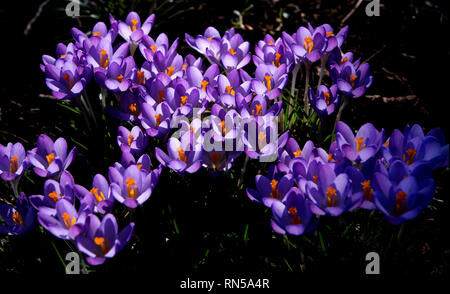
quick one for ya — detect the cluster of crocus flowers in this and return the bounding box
[247,121,448,235]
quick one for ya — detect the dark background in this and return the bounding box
[0,0,449,283]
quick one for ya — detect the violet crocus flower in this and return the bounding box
[76,213,134,265]
[219,31,251,72]
[251,63,288,100]
[308,85,339,116]
[186,64,220,103]
[86,37,129,71]
[0,142,29,181]
[94,56,135,93]
[27,135,77,178]
[310,23,348,53]
[335,122,384,163]
[74,174,115,215]
[118,12,155,48]
[345,157,378,210]
[155,136,202,174]
[117,126,148,156]
[215,69,251,109]
[185,27,222,56]
[38,195,94,240]
[239,95,282,120]
[305,163,352,216]
[107,91,142,123]
[140,101,173,138]
[283,26,327,64]
[270,187,317,236]
[110,164,161,209]
[253,34,294,71]
[247,171,294,208]
[0,193,36,235]
[44,60,92,99]
[373,172,435,225]
[330,61,373,98]
[29,170,76,216]
[201,150,240,172]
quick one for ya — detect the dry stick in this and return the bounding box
[24,0,51,36]
[341,0,364,25]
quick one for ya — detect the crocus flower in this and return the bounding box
[215,69,250,109]
[253,34,294,71]
[270,187,317,236]
[118,12,155,47]
[345,157,378,210]
[308,85,339,116]
[0,193,36,235]
[117,126,148,156]
[305,163,352,216]
[251,63,288,100]
[335,121,384,163]
[110,164,161,209]
[283,26,327,63]
[185,27,222,56]
[94,56,135,93]
[239,95,282,120]
[155,135,202,174]
[373,172,435,225]
[330,61,373,98]
[74,174,115,214]
[309,23,348,52]
[44,60,92,99]
[140,101,173,138]
[76,213,134,265]
[219,31,251,72]
[29,170,76,215]
[0,142,29,181]
[201,150,240,172]
[27,135,77,178]
[37,196,94,240]
[186,64,220,103]
[86,37,129,71]
[247,171,294,207]
[107,91,142,123]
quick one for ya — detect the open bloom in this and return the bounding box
[76,213,134,265]
[330,61,373,98]
[247,170,294,208]
[117,126,148,156]
[270,187,317,236]
[118,12,155,45]
[283,26,327,63]
[37,196,94,240]
[0,142,29,181]
[110,164,161,209]
[29,170,76,215]
[373,172,435,225]
[74,174,115,214]
[94,56,135,93]
[155,136,202,174]
[308,85,339,116]
[335,121,384,163]
[0,193,36,235]
[251,63,288,100]
[27,135,77,178]
[45,60,92,99]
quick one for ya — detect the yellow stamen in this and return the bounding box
[303,37,313,53]
[90,187,105,203]
[395,191,407,215]
[288,207,301,225]
[155,114,162,127]
[126,177,137,199]
[229,48,236,55]
[293,150,302,157]
[324,91,330,106]
[10,156,18,174]
[12,211,24,226]
[63,73,74,89]
[62,212,76,229]
[258,131,267,149]
[201,80,209,92]
[127,134,134,146]
[46,153,55,165]
[129,103,140,116]
[177,147,187,163]
[157,90,165,104]
[403,148,417,166]
[180,95,188,106]
[326,186,338,207]
[165,66,175,77]
[99,49,109,68]
[264,75,272,91]
[137,70,144,85]
[94,237,109,254]
[270,179,279,199]
[131,19,139,32]
[93,32,101,37]
[117,74,124,83]
[355,137,364,153]
[226,85,235,96]
[361,180,373,201]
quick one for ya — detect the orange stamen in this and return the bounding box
[10,156,19,174]
[177,147,187,163]
[131,19,139,32]
[125,177,137,199]
[201,80,209,92]
[94,237,109,254]
[137,70,144,85]
[361,180,373,201]
[90,187,105,203]
[264,75,272,91]
[129,103,140,116]
[288,207,301,225]
[326,186,338,207]
[270,179,279,199]
[165,66,175,77]
[229,48,236,55]
[46,153,55,165]
[403,148,417,166]
[180,95,188,106]
[293,150,302,157]
[62,212,76,229]
[355,137,365,153]
[324,91,330,106]
[99,49,109,68]
[395,191,407,215]
[155,114,162,127]
[303,37,313,53]
[157,90,165,104]
[12,211,24,226]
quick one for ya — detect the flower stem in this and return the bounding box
[317,54,329,90]
[10,178,20,198]
[303,62,311,115]
[332,96,349,141]
[237,155,249,190]
[287,64,300,122]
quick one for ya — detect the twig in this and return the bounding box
[362,45,386,64]
[0,130,30,144]
[341,0,363,25]
[24,0,51,36]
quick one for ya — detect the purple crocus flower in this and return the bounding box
[186,64,220,103]
[110,164,161,209]
[27,135,77,178]
[185,27,222,56]
[74,174,115,215]
[29,170,76,215]
[335,121,384,163]
[283,26,327,64]
[76,213,134,265]
[37,195,94,240]
[310,23,348,52]
[239,95,282,120]
[219,31,251,72]
[345,157,379,210]
[270,187,317,236]
[308,85,339,116]
[117,126,148,156]
[0,142,29,181]
[373,172,435,225]
[94,56,135,93]
[330,61,373,98]
[107,91,142,123]
[118,12,155,47]
[44,60,92,99]
[0,193,36,235]
[155,135,202,174]
[305,163,352,216]
[215,69,251,109]
[247,171,294,207]
[253,34,294,71]
[86,37,129,71]
[251,63,288,100]
[140,101,173,138]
